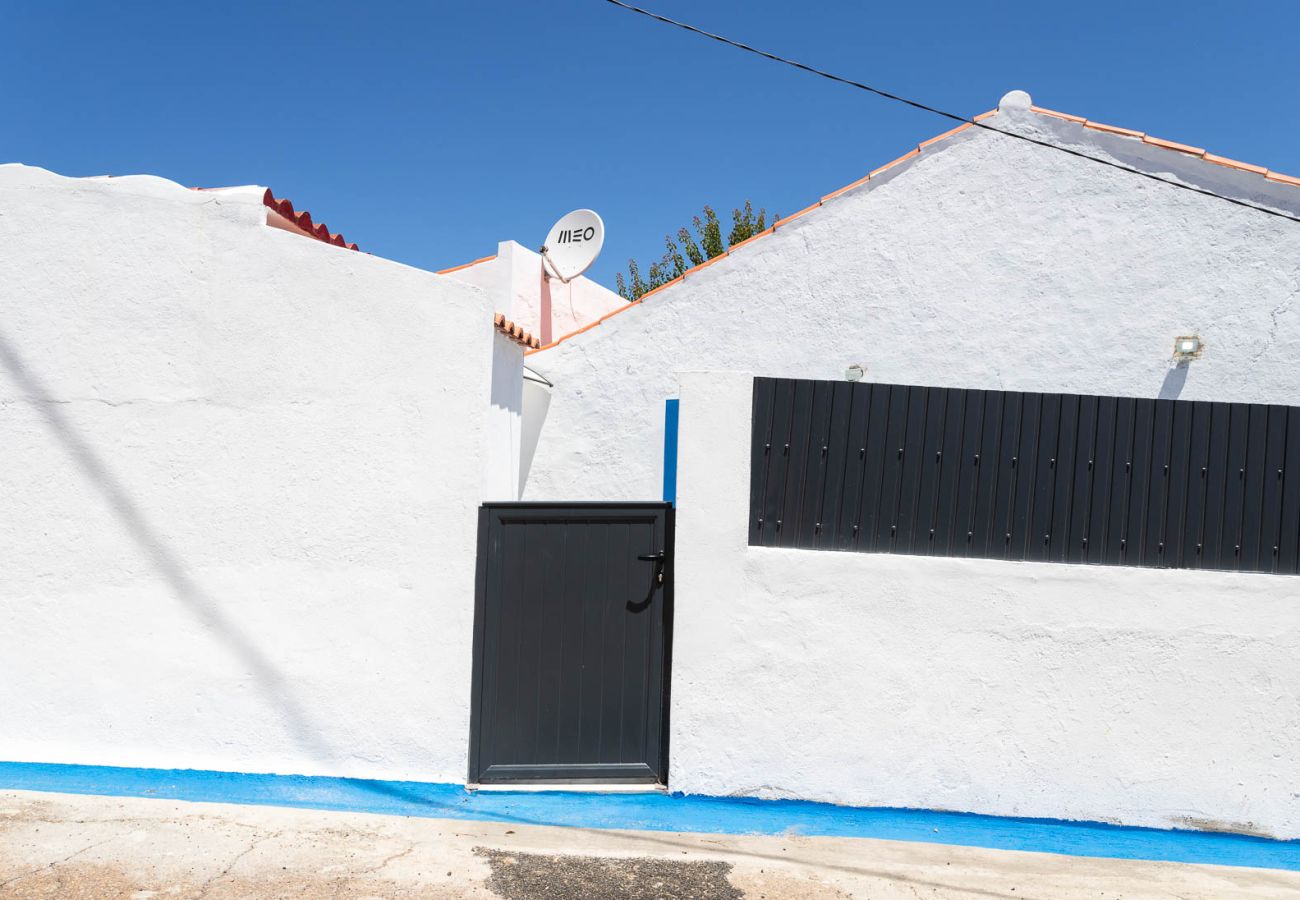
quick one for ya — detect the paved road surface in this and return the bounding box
[2,790,1297,898]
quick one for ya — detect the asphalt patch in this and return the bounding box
[476,847,744,900]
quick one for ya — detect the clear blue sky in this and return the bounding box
[5,1,1297,288]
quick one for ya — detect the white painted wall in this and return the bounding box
[0,164,500,783]
[672,371,1300,839]
[523,92,1300,502]
[486,332,524,501]
[445,240,626,347]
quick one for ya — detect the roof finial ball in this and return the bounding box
[998,90,1033,113]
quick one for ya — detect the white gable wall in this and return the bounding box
[0,164,498,783]
[518,95,1300,838]
[523,96,1300,502]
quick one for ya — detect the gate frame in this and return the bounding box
[467,501,675,786]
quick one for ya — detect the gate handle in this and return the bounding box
[637,551,665,562]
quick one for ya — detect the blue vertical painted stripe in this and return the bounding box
[663,398,679,506]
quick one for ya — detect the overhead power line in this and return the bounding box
[603,0,1300,225]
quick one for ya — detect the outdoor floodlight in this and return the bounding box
[1173,336,1204,362]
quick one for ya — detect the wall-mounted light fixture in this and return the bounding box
[1172,335,1204,362]
[845,364,866,382]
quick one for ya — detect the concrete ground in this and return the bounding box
[1,790,1297,899]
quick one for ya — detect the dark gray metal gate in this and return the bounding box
[469,503,673,784]
[751,377,1300,575]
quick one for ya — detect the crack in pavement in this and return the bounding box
[191,829,284,900]
[366,842,418,876]
[0,834,120,889]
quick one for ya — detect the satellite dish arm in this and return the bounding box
[539,246,575,284]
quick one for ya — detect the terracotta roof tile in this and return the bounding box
[494,312,540,349]
[773,201,822,229]
[1142,135,1205,156]
[639,275,684,301]
[685,250,728,273]
[919,123,972,150]
[1203,153,1269,176]
[1266,170,1300,188]
[1083,120,1146,138]
[261,189,359,251]
[821,173,871,203]
[726,226,774,254]
[870,148,920,179]
[1030,106,1086,124]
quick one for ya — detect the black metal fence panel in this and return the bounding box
[749,377,1300,575]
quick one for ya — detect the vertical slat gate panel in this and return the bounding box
[1279,408,1300,574]
[1259,406,1289,573]
[971,390,1006,559]
[1086,396,1117,565]
[1125,399,1156,566]
[778,380,818,548]
[893,387,932,554]
[951,389,987,557]
[872,385,911,552]
[934,389,968,555]
[1010,393,1042,560]
[1104,398,1136,566]
[748,378,777,546]
[1163,401,1193,570]
[1051,394,1082,563]
[1240,405,1271,572]
[794,380,837,548]
[817,381,855,549]
[856,383,893,551]
[1222,403,1251,571]
[834,383,874,550]
[913,387,952,555]
[1066,395,1098,564]
[990,392,1023,560]
[1202,403,1233,570]
[576,522,608,759]
[746,376,1300,576]
[757,379,797,547]
[1180,402,1212,569]
[1027,393,1061,562]
[1142,400,1175,567]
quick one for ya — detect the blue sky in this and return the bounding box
[4,1,1297,288]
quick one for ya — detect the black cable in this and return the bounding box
[603,0,1300,225]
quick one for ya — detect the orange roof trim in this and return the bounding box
[437,254,497,275]
[1142,135,1205,156]
[494,312,540,350]
[774,201,822,229]
[527,101,1300,356]
[1035,106,1296,183]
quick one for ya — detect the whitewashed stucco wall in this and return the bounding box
[0,164,496,783]
[672,371,1300,839]
[523,92,1300,503]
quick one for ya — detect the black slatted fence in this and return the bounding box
[749,377,1300,575]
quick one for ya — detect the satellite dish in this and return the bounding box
[541,209,604,283]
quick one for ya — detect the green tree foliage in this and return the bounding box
[616,202,770,302]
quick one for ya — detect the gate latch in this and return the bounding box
[637,551,666,584]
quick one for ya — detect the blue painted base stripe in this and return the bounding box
[0,762,1296,872]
